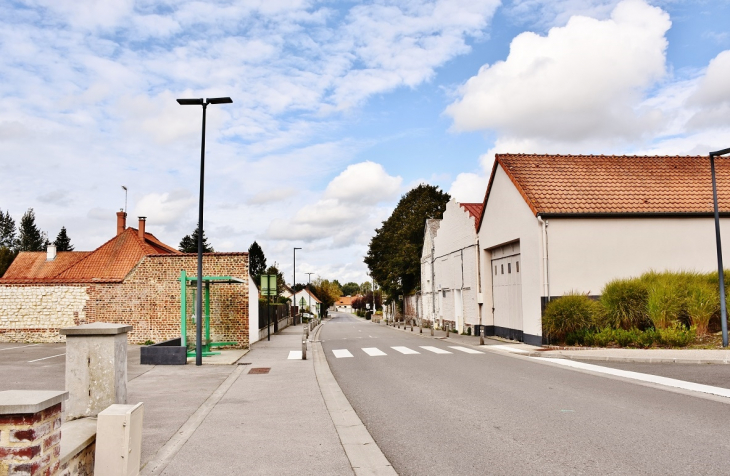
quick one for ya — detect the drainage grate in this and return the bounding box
[248,367,271,374]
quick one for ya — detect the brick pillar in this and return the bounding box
[0,390,67,475]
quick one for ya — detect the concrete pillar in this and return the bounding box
[60,323,132,421]
[0,390,67,475]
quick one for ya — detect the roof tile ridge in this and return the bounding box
[143,231,181,254]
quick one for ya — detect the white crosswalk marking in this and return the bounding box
[448,346,483,354]
[362,347,387,356]
[420,346,452,354]
[288,351,302,359]
[332,349,354,358]
[391,346,419,355]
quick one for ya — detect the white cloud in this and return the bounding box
[686,50,730,130]
[446,0,670,143]
[324,161,402,204]
[134,189,196,227]
[448,173,487,203]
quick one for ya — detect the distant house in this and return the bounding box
[477,153,730,345]
[335,296,353,313]
[0,212,251,347]
[294,288,322,316]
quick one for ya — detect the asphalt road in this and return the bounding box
[321,312,730,476]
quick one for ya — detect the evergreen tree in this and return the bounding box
[265,264,286,297]
[0,247,18,278]
[365,184,450,300]
[16,208,45,252]
[248,241,267,284]
[54,226,74,251]
[0,209,15,249]
[179,224,214,253]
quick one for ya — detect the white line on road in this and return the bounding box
[420,346,452,354]
[534,357,730,399]
[486,345,530,354]
[449,346,483,354]
[332,349,354,358]
[362,347,387,356]
[391,346,419,355]
[28,353,65,363]
[288,351,302,359]
[0,344,41,352]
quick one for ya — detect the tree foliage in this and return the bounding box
[16,208,45,252]
[265,264,286,297]
[365,184,450,300]
[179,224,214,253]
[341,282,359,296]
[312,278,342,309]
[248,241,267,284]
[54,226,74,251]
[0,209,15,249]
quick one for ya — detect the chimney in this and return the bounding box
[138,217,146,240]
[116,211,127,236]
[46,244,56,261]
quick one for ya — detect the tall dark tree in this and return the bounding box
[0,209,15,249]
[265,264,286,297]
[54,226,74,251]
[179,224,214,253]
[248,241,267,284]
[341,282,359,296]
[16,208,45,252]
[365,184,450,301]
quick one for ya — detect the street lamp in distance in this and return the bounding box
[176,96,233,366]
[293,247,302,314]
[710,147,730,348]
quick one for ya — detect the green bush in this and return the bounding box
[657,324,695,347]
[564,326,693,348]
[542,292,597,342]
[647,280,683,329]
[599,278,650,330]
[686,281,718,336]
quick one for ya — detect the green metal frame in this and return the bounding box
[179,270,244,357]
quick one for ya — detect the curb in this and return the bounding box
[313,320,398,476]
[541,354,730,365]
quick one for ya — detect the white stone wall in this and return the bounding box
[0,285,89,342]
[432,199,480,332]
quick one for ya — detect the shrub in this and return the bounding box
[686,282,718,336]
[599,278,650,330]
[542,292,597,342]
[646,278,684,329]
[657,323,695,347]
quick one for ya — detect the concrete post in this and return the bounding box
[0,390,67,475]
[95,403,144,476]
[60,323,132,421]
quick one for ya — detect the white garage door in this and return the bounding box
[491,242,523,339]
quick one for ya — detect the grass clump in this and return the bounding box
[543,292,597,342]
[598,278,649,330]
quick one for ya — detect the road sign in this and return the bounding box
[366,303,371,309]
[261,274,277,296]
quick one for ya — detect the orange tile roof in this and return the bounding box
[477,154,730,231]
[1,227,180,284]
[336,296,352,306]
[459,203,483,230]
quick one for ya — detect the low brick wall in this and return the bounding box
[59,440,94,476]
[0,402,63,474]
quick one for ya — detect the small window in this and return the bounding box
[508,263,511,274]
[516,261,520,273]
[501,264,504,274]
[494,266,497,275]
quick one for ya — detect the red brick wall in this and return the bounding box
[85,254,249,348]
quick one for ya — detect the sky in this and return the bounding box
[1,0,729,285]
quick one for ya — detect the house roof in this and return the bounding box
[336,296,352,306]
[477,154,730,231]
[296,288,322,303]
[1,227,180,284]
[459,203,483,230]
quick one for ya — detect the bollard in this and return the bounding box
[420,320,423,334]
[446,326,449,338]
[411,321,413,331]
[302,332,307,360]
[430,321,434,336]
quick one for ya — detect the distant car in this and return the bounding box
[302,312,314,319]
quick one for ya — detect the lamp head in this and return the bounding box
[176,98,204,105]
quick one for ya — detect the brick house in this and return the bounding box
[0,212,250,347]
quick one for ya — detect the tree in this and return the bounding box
[359,281,372,294]
[179,224,214,253]
[311,278,342,310]
[0,247,18,278]
[248,241,266,283]
[341,282,359,296]
[0,209,15,249]
[365,184,450,301]
[265,264,286,297]
[16,208,45,252]
[54,226,74,251]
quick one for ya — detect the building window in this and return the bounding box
[508,263,511,273]
[516,261,520,273]
[501,264,504,274]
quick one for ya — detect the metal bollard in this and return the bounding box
[410,321,413,331]
[302,332,307,360]
[446,326,449,338]
[430,322,433,336]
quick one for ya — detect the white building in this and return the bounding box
[477,153,730,345]
[293,288,322,316]
[429,200,483,333]
[419,219,441,326]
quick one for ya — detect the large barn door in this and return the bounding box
[491,242,523,341]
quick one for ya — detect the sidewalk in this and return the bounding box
[370,319,730,364]
[138,325,353,476]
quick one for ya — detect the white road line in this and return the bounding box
[332,349,354,358]
[391,346,419,355]
[362,347,387,357]
[448,346,483,354]
[486,345,530,354]
[28,353,65,363]
[420,346,452,354]
[534,357,730,399]
[288,351,302,360]
[0,344,41,352]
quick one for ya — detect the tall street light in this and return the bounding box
[710,147,730,347]
[293,247,302,314]
[177,96,233,365]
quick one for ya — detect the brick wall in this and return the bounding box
[85,254,249,347]
[0,403,63,475]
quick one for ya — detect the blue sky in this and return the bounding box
[1,0,729,285]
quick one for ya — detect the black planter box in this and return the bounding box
[140,338,187,365]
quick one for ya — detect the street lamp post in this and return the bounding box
[710,147,730,348]
[293,247,302,314]
[176,96,232,366]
